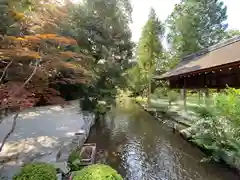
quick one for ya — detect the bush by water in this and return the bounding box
[72,164,123,180]
[188,88,240,166]
[13,163,57,180]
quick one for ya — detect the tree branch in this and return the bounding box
[0,62,39,152]
[0,53,42,152]
[0,61,13,83]
[0,60,40,110]
[12,61,39,97]
[0,113,19,152]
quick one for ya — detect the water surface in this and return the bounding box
[87,101,239,180]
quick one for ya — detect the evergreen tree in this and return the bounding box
[59,0,134,103]
[167,0,228,57]
[128,8,164,95]
[61,0,133,64]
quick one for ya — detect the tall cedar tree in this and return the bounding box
[167,0,228,58]
[128,8,164,95]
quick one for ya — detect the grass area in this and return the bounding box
[148,95,208,110]
[135,96,148,104]
[139,89,240,170]
[135,94,212,127]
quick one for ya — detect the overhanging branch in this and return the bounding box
[0,61,13,83]
[0,59,41,152]
[0,113,19,152]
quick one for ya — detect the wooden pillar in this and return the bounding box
[183,87,186,109]
[204,87,209,105]
[183,79,186,109]
[203,73,209,105]
[198,89,201,104]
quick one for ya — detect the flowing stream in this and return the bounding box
[87,100,239,180]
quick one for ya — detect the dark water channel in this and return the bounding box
[87,101,239,180]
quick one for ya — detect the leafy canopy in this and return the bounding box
[167,0,228,57]
[60,0,134,104]
[128,8,164,95]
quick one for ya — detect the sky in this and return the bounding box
[130,0,240,42]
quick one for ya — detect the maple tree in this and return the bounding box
[0,34,92,151]
[0,0,68,35]
[0,0,134,153]
[0,34,91,111]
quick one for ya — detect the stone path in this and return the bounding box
[0,101,95,179]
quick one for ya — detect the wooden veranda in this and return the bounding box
[153,36,240,106]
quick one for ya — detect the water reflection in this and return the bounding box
[87,101,239,180]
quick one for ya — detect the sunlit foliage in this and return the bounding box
[188,88,240,164]
[0,34,91,110]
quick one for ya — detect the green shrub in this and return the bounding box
[167,90,178,105]
[68,150,82,171]
[72,164,123,180]
[94,102,108,115]
[192,105,215,119]
[13,163,57,180]
[80,97,97,111]
[190,88,240,162]
[153,87,168,98]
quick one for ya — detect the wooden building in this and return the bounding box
[154,36,240,89]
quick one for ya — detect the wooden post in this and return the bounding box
[183,79,186,109]
[204,88,209,105]
[198,89,201,104]
[203,73,209,105]
[183,87,186,109]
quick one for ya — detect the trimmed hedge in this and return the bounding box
[72,164,123,180]
[13,163,57,180]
